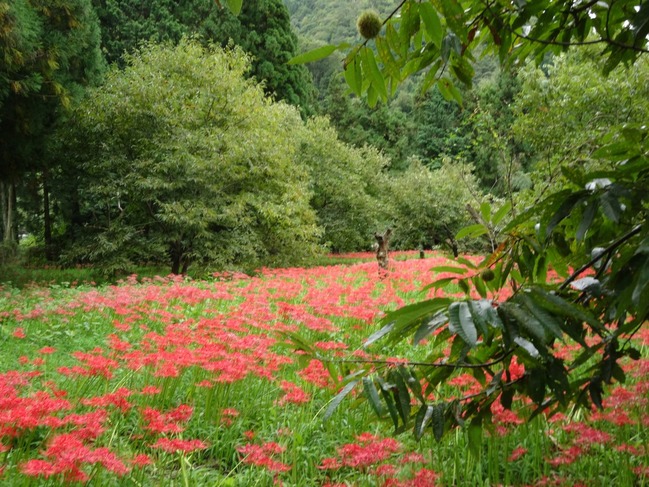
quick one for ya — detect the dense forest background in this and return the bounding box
[1,0,648,276]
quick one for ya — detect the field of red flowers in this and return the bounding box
[0,252,647,486]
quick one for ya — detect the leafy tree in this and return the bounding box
[297,116,391,252]
[0,0,104,250]
[56,40,320,274]
[512,50,649,201]
[320,74,415,170]
[230,0,649,444]
[387,160,480,251]
[93,0,314,114]
[201,0,315,114]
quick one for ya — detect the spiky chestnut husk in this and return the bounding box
[481,269,495,282]
[357,10,382,39]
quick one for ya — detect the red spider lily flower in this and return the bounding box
[616,443,643,455]
[562,423,611,446]
[335,434,401,469]
[141,405,193,434]
[298,359,331,388]
[20,459,59,478]
[140,385,161,395]
[237,442,290,472]
[38,346,56,355]
[151,438,208,453]
[12,328,26,339]
[508,446,528,462]
[131,454,153,467]
[547,445,583,466]
[318,457,342,470]
[374,464,397,476]
[277,381,310,405]
[401,452,426,464]
[81,388,133,412]
[633,466,649,476]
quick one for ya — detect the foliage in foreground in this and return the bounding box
[250,0,649,442]
[0,257,647,485]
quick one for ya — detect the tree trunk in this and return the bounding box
[375,228,392,277]
[0,180,16,244]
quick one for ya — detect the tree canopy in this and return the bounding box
[57,40,320,274]
[0,0,104,246]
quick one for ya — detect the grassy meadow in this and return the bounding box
[0,252,647,486]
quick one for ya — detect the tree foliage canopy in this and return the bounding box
[58,40,320,274]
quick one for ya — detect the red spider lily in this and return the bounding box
[298,359,331,388]
[141,405,193,434]
[508,446,528,462]
[547,445,583,466]
[131,453,153,467]
[151,438,208,453]
[81,387,133,412]
[276,381,310,405]
[12,327,26,339]
[332,433,402,470]
[562,422,611,446]
[20,432,129,481]
[237,442,290,472]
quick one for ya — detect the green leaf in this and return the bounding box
[414,405,434,441]
[437,77,463,105]
[432,402,446,441]
[439,0,467,41]
[519,293,564,341]
[390,370,411,425]
[344,54,362,96]
[448,302,478,347]
[501,302,547,344]
[480,201,491,222]
[422,277,456,291]
[472,275,488,299]
[468,299,502,335]
[492,201,512,226]
[467,415,483,457]
[419,59,443,94]
[419,3,443,47]
[514,336,541,359]
[288,45,339,65]
[528,287,605,333]
[324,380,360,420]
[363,377,386,417]
[400,1,420,46]
[456,224,488,240]
[545,192,586,238]
[379,379,401,430]
[224,0,243,15]
[430,265,469,275]
[455,257,478,269]
[413,311,448,345]
[373,298,454,346]
[361,47,388,100]
[364,322,395,347]
[576,200,598,242]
